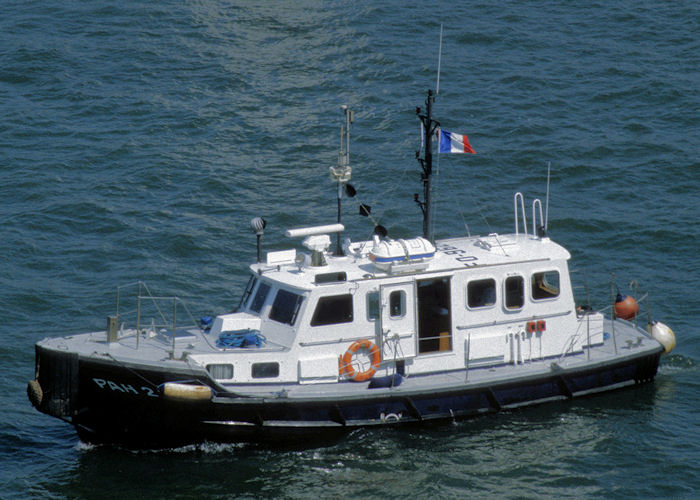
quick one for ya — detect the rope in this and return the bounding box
[104,353,158,388]
[216,331,267,349]
[432,140,441,241]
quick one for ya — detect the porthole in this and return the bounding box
[206,363,233,380]
[532,271,560,300]
[467,278,496,308]
[252,362,279,379]
[505,276,524,310]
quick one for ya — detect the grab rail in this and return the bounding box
[113,281,201,356]
[532,199,544,237]
[514,192,527,236]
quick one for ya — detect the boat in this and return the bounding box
[27,90,676,448]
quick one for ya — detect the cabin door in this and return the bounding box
[416,276,452,354]
[379,281,417,360]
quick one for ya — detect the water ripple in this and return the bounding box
[2,0,699,498]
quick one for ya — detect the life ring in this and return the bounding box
[340,339,381,382]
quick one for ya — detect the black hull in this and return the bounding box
[30,344,663,449]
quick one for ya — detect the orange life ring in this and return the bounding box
[340,339,381,382]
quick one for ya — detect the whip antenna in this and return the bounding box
[436,23,443,95]
[545,161,551,230]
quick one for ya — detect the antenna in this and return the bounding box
[545,161,551,230]
[414,26,446,242]
[250,217,266,263]
[436,24,443,95]
[415,90,440,242]
[330,105,354,255]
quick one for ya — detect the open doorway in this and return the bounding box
[417,276,452,354]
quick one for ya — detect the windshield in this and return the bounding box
[237,275,258,311]
[269,289,304,326]
[250,282,271,313]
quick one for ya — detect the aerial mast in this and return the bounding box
[414,25,444,242]
[330,105,354,255]
[415,90,440,242]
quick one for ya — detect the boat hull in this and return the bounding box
[29,343,663,448]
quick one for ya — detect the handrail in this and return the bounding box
[514,192,527,236]
[113,281,202,354]
[456,309,572,330]
[557,316,590,362]
[532,199,544,237]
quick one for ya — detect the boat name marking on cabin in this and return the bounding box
[437,243,479,267]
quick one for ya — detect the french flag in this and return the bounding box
[439,129,476,154]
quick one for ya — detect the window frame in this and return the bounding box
[531,270,561,301]
[466,278,497,310]
[389,290,406,318]
[206,363,234,380]
[249,282,271,313]
[310,293,354,327]
[504,275,525,310]
[269,288,304,326]
[314,272,347,284]
[366,290,380,322]
[238,275,258,311]
[251,362,280,379]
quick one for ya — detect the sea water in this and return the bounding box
[1,1,698,498]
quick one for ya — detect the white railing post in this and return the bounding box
[514,192,527,236]
[532,199,544,236]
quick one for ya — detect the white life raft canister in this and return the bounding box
[369,236,435,272]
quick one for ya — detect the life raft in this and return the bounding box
[369,236,435,272]
[340,339,381,382]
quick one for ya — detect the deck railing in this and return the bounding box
[513,192,546,237]
[111,281,201,357]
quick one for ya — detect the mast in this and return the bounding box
[415,90,440,242]
[330,105,353,255]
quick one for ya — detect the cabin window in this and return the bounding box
[311,294,353,326]
[238,276,257,310]
[269,289,304,326]
[505,276,524,310]
[532,271,560,300]
[467,278,496,308]
[252,362,279,378]
[315,272,347,284]
[206,363,233,380]
[367,291,380,321]
[250,282,271,313]
[389,290,405,318]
